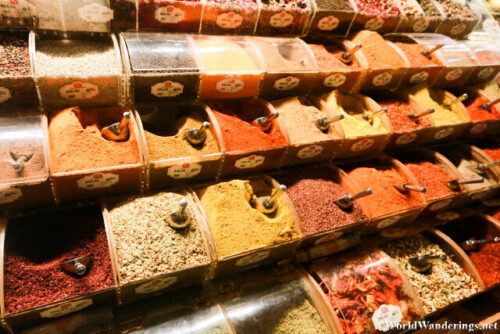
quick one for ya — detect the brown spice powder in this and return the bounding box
[351,31,406,69]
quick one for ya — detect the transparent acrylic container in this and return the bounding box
[110,0,138,31]
[256,0,313,36]
[200,0,259,35]
[397,0,443,32]
[0,0,34,30]
[434,0,480,39]
[307,0,357,38]
[135,103,224,189]
[194,35,264,100]
[138,0,203,33]
[464,39,500,85]
[0,111,53,211]
[33,0,65,32]
[253,37,318,99]
[417,0,446,32]
[120,32,201,104]
[350,0,402,33]
[61,0,113,34]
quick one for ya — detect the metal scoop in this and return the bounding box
[61,255,92,277]
[252,111,279,132]
[480,97,500,111]
[408,108,435,120]
[314,114,344,132]
[101,111,131,142]
[252,184,286,215]
[9,149,34,173]
[461,237,500,251]
[334,188,372,210]
[338,43,362,64]
[469,161,500,174]
[445,177,484,190]
[409,254,448,273]
[394,184,426,194]
[362,107,387,121]
[166,198,191,230]
[421,44,444,59]
[185,121,210,146]
[443,93,467,109]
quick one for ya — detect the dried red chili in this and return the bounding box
[466,97,500,122]
[378,100,432,132]
[405,162,457,201]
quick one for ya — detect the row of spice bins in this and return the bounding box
[0,0,496,39]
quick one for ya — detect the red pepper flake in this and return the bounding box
[405,162,457,201]
[466,97,500,122]
[468,235,500,288]
[482,146,500,161]
[378,99,432,132]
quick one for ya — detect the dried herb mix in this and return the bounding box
[0,34,31,77]
[202,0,259,34]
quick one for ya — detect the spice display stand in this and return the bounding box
[137,0,204,33]
[256,0,313,36]
[0,0,34,30]
[307,0,357,39]
[462,87,500,137]
[348,0,402,33]
[465,39,500,85]
[433,0,480,39]
[200,0,260,35]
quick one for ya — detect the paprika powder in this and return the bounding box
[404,161,457,201]
[465,97,500,122]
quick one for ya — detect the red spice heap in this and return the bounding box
[209,101,287,152]
[379,99,432,132]
[468,233,500,288]
[405,161,457,201]
[276,168,367,236]
[466,97,500,122]
[4,207,114,314]
[482,146,500,161]
[308,44,360,71]
[395,42,442,67]
[492,209,500,221]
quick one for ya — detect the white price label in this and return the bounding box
[78,3,114,23]
[135,276,177,295]
[151,81,184,98]
[216,77,244,93]
[372,304,403,332]
[269,12,293,28]
[410,71,429,84]
[297,145,324,159]
[434,127,454,140]
[317,15,339,31]
[77,172,119,190]
[477,67,495,80]
[0,187,22,204]
[372,72,392,87]
[40,299,93,319]
[351,138,375,152]
[235,251,270,266]
[324,73,346,88]
[59,82,99,100]
[377,216,400,229]
[234,155,265,169]
[395,133,417,145]
[412,17,429,32]
[216,11,243,29]
[0,86,11,103]
[167,163,202,179]
[470,122,487,135]
[155,5,185,24]
[436,211,460,221]
[273,76,300,91]
[429,199,453,212]
[450,23,466,35]
[365,17,384,30]
[444,69,463,81]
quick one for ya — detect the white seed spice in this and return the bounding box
[108,192,210,284]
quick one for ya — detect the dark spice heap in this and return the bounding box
[353,0,400,17]
[308,44,360,71]
[436,0,477,19]
[314,0,353,11]
[404,161,457,201]
[378,100,432,133]
[275,168,367,236]
[0,34,31,77]
[110,0,137,31]
[4,207,114,314]
[394,42,442,68]
[466,97,500,122]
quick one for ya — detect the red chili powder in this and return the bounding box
[468,233,500,288]
[4,207,114,314]
[394,42,442,67]
[405,162,457,201]
[378,100,432,132]
[492,209,500,221]
[475,50,500,64]
[347,165,424,217]
[308,44,360,71]
[209,101,287,152]
[466,97,500,122]
[482,147,500,161]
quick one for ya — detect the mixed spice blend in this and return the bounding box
[350,31,406,69]
[436,0,477,19]
[465,97,500,122]
[257,0,311,36]
[0,34,31,77]
[378,99,432,133]
[404,161,457,201]
[202,0,259,34]
[353,0,400,17]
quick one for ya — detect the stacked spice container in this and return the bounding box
[200,0,260,35]
[464,39,500,85]
[307,0,357,38]
[138,0,203,33]
[0,0,34,30]
[256,0,313,36]
[396,0,431,33]
[433,0,480,39]
[461,88,500,137]
[110,0,138,31]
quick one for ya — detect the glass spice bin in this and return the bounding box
[464,39,500,85]
[256,0,313,36]
[307,0,357,39]
[120,32,202,104]
[135,103,224,189]
[0,0,34,30]
[200,0,260,35]
[137,0,203,33]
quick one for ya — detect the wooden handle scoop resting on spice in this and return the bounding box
[314,114,344,132]
[394,183,427,193]
[338,43,362,64]
[443,93,467,109]
[9,149,34,173]
[461,237,500,251]
[409,108,435,120]
[362,107,387,122]
[421,44,444,59]
[61,255,92,277]
[251,184,287,215]
[409,254,448,273]
[445,177,484,190]
[166,198,191,230]
[334,188,372,210]
[101,111,131,142]
[480,97,500,111]
[252,111,279,132]
[468,161,500,174]
[185,121,210,146]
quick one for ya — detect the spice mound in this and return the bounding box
[272,97,337,145]
[405,161,457,201]
[108,192,211,284]
[276,168,367,236]
[4,207,114,314]
[466,97,500,122]
[482,146,500,161]
[467,233,499,288]
[383,234,481,314]
[350,31,406,69]
[310,250,422,334]
[198,179,299,258]
[309,44,360,71]
[208,101,287,152]
[436,0,477,19]
[394,42,442,67]
[0,35,31,77]
[49,107,140,173]
[196,38,259,72]
[378,99,432,132]
[354,0,400,17]
[347,164,424,217]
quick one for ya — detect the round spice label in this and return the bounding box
[314,230,344,245]
[412,17,429,32]
[77,172,119,190]
[297,145,324,159]
[444,69,463,82]
[59,81,99,100]
[450,23,466,36]
[135,276,177,295]
[324,73,347,88]
[216,77,244,93]
[0,187,22,204]
[364,17,384,31]
[151,81,184,98]
[269,12,293,28]
[377,216,400,229]
[274,76,300,91]
[477,67,495,80]
[436,211,460,221]
[317,15,339,31]
[351,138,375,152]
[234,155,265,169]
[395,133,417,146]
[0,86,12,103]
[434,127,454,140]
[470,122,487,135]
[216,11,243,29]
[372,304,403,332]
[483,198,500,207]
[429,199,453,212]
[167,163,202,179]
[40,298,93,319]
[409,71,429,84]
[78,3,114,23]
[155,5,185,24]
[372,72,392,87]
[235,251,270,267]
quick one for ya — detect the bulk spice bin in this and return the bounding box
[461,88,500,137]
[308,249,425,334]
[207,100,288,176]
[319,91,391,159]
[253,37,318,99]
[32,33,123,109]
[0,111,53,211]
[0,206,118,331]
[119,32,201,104]
[0,32,37,109]
[110,0,138,31]
[274,166,370,248]
[102,189,216,304]
[396,0,442,33]
[434,0,479,39]
[135,103,223,189]
[270,97,343,167]
[464,39,500,85]
[256,0,313,36]
[138,0,203,33]
[349,0,401,33]
[0,0,34,30]
[193,176,302,277]
[200,0,259,35]
[307,0,357,39]
[194,35,264,100]
[47,106,144,203]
